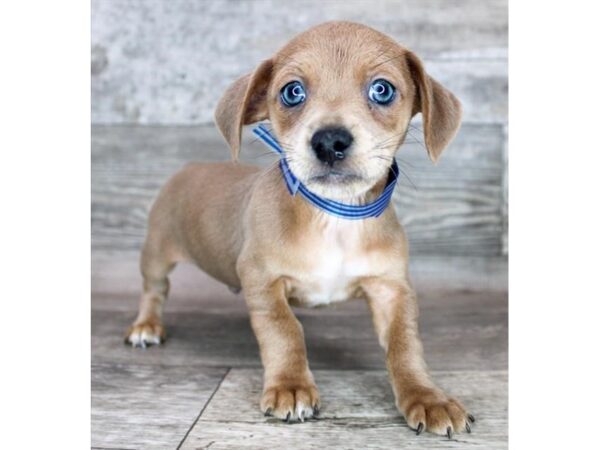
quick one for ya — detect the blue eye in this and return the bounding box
[368,79,396,105]
[280,81,306,107]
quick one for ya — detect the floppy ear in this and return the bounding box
[406,52,462,163]
[214,59,273,161]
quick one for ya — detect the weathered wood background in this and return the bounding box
[91,0,507,125]
[91,0,508,257]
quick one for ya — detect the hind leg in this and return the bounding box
[125,241,176,348]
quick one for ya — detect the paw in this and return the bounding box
[261,381,320,422]
[125,321,165,348]
[402,389,475,437]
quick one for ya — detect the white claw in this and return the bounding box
[295,404,313,422]
[127,327,162,348]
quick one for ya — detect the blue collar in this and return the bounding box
[252,124,398,220]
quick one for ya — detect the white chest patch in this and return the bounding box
[290,219,373,307]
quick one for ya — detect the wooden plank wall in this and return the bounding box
[91,0,508,125]
[91,0,508,257]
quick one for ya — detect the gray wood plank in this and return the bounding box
[91,363,227,450]
[501,124,508,255]
[180,369,507,449]
[92,0,507,124]
[92,254,507,304]
[92,124,505,256]
[425,58,507,125]
[91,287,507,371]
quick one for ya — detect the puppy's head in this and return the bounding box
[215,21,461,199]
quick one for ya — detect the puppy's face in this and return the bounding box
[216,22,462,199]
[267,30,416,199]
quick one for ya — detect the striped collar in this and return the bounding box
[252,124,398,220]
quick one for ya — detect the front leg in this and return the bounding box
[362,279,475,437]
[243,277,320,422]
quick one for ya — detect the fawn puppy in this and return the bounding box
[126,21,473,437]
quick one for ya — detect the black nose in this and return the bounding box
[310,127,354,167]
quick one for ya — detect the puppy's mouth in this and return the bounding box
[307,170,364,185]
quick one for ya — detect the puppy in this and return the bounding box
[126,21,473,437]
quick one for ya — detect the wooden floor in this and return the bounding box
[91,254,507,449]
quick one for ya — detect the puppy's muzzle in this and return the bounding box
[310,127,353,167]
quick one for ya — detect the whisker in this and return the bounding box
[248,151,279,160]
[373,131,408,148]
[371,53,405,70]
[396,164,417,191]
[406,129,427,152]
[409,123,423,133]
[396,156,416,169]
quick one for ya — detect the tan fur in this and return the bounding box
[126,21,470,435]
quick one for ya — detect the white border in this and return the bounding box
[0,1,90,447]
[510,1,600,448]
